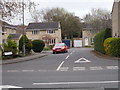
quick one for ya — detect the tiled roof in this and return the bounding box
[27,22,60,30]
[82,23,93,30]
[9,34,22,39]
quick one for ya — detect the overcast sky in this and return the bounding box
[31,0,114,17]
[13,0,115,25]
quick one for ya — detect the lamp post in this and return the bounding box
[22,0,26,56]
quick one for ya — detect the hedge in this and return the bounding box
[94,28,112,54]
[104,37,120,57]
[19,35,32,53]
[32,40,45,52]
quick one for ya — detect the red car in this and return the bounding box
[52,43,68,54]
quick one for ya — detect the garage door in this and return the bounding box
[74,40,82,47]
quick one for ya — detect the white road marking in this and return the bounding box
[22,70,34,72]
[106,66,119,69]
[7,70,18,72]
[75,57,91,63]
[0,85,22,88]
[33,81,120,85]
[90,66,103,70]
[70,52,73,55]
[65,55,70,59]
[73,67,85,71]
[59,67,69,71]
[56,61,65,71]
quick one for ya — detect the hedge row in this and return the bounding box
[94,28,112,54]
[104,38,120,57]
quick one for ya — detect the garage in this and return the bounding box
[74,40,82,47]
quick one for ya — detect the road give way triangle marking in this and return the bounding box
[75,57,91,63]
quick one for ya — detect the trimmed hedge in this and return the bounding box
[19,35,32,53]
[104,38,120,57]
[32,40,45,52]
[94,28,112,54]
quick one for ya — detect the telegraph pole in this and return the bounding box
[22,0,26,56]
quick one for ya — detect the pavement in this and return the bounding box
[1,51,52,65]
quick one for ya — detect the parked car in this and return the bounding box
[52,43,68,54]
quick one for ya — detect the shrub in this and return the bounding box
[104,38,120,57]
[94,28,112,54]
[2,35,18,56]
[32,40,45,52]
[19,35,32,53]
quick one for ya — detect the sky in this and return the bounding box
[12,0,115,25]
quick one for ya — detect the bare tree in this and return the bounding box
[84,8,112,31]
[0,0,36,21]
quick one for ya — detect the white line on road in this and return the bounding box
[59,67,69,71]
[56,61,65,71]
[22,70,34,72]
[33,81,120,85]
[7,70,18,72]
[0,85,22,88]
[70,52,73,55]
[65,55,70,59]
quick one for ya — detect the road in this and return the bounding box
[1,48,120,89]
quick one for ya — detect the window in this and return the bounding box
[47,30,55,34]
[32,30,39,35]
[49,39,56,45]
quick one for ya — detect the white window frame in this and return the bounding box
[47,30,55,34]
[49,39,56,45]
[32,30,39,35]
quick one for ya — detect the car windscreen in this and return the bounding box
[54,43,65,47]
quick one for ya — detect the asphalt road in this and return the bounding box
[1,48,120,89]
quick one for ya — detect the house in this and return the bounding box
[82,23,99,46]
[112,1,120,37]
[0,20,2,45]
[26,22,62,46]
[2,21,17,43]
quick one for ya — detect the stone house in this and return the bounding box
[0,20,2,45]
[26,22,62,46]
[82,23,99,46]
[112,1,120,37]
[2,21,17,43]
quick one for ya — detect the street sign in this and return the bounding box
[75,57,91,63]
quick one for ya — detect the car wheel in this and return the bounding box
[53,52,55,54]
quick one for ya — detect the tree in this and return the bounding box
[31,7,82,39]
[19,35,32,53]
[0,0,36,21]
[84,8,112,31]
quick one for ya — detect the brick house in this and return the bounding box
[26,22,62,46]
[112,1,120,37]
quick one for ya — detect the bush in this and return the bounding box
[19,35,32,53]
[104,38,120,57]
[2,35,18,56]
[94,28,112,54]
[32,40,45,52]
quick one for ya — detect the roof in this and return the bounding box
[82,23,93,30]
[9,34,22,40]
[27,22,60,30]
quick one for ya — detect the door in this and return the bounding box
[85,37,88,46]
